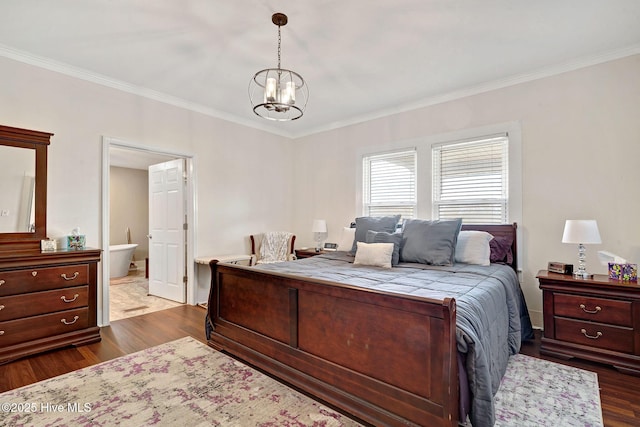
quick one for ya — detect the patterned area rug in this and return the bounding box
[0,338,603,426]
[494,354,603,427]
[0,337,361,426]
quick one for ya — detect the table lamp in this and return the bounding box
[562,219,601,279]
[312,219,327,252]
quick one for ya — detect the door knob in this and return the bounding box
[147,234,152,239]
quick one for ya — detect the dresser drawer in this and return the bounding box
[555,317,634,353]
[0,265,89,297]
[553,292,632,326]
[0,307,89,346]
[0,285,88,321]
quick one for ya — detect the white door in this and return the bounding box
[148,158,186,303]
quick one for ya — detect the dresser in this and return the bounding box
[0,248,102,364]
[537,270,640,375]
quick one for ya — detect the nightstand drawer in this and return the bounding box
[554,292,632,326]
[555,317,634,353]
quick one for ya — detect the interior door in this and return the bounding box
[148,158,186,303]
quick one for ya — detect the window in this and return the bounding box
[363,149,417,218]
[432,134,508,223]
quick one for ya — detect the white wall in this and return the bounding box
[0,55,294,315]
[109,166,148,261]
[292,54,640,327]
[2,52,639,329]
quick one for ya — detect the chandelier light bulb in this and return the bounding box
[264,78,277,103]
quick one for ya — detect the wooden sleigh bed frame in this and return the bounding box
[206,224,518,427]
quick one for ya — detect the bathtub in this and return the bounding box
[109,243,138,279]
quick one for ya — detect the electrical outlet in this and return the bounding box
[0,210,9,217]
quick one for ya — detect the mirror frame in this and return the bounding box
[0,125,51,251]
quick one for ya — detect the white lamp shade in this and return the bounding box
[562,220,602,244]
[311,219,327,233]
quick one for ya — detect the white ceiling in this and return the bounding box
[1,1,640,138]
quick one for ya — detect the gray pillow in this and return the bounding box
[366,230,403,266]
[400,218,463,266]
[350,215,400,254]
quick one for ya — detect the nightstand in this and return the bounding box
[295,248,326,259]
[537,270,640,376]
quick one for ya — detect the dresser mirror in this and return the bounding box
[0,125,52,250]
[0,145,35,233]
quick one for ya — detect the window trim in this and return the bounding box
[355,121,522,226]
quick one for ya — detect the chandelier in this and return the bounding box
[249,13,308,121]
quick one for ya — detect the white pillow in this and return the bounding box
[337,227,356,251]
[354,241,394,269]
[454,231,493,266]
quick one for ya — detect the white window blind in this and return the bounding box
[432,135,508,223]
[363,149,417,218]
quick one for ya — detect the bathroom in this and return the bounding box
[109,158,181,320]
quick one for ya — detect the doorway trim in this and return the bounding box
[100,136,197,326]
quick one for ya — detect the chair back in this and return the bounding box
[250,232,296,265]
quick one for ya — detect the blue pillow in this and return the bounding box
[365,230,402,266]
[400,218,462,266]
[350,215,400,254]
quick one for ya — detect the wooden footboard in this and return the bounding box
[206,261,458,427]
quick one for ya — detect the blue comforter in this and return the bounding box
[254,252,533,427]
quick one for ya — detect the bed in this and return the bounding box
[206,222,532,427]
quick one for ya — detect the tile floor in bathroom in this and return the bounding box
[109,269,183,321]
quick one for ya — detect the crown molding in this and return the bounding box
[289,44,640,139]
[0,44,294,138]
[2,43,639,140]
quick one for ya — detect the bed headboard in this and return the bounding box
[461,222,518,272]
[349,220,518,271]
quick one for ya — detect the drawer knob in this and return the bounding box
[61,294,79,303]
[61,315,80,325]
[579,304,601,314]
[0,280,4,286]
[32,271,38,277]
[581,328,603,340]
[0,305,4,311]
[0,330,4,336]
[61,272,80,281]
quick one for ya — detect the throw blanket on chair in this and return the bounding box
[258,231,293,264]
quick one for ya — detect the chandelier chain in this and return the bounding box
[277,25,282,70]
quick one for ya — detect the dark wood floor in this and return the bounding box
[1,305,639,426]
[0,305,207,393]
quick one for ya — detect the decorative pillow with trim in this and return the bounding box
[354,241,394,269]
[365,230,402,266]
[400,218,463,266]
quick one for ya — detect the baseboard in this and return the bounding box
[529,309,543,330]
